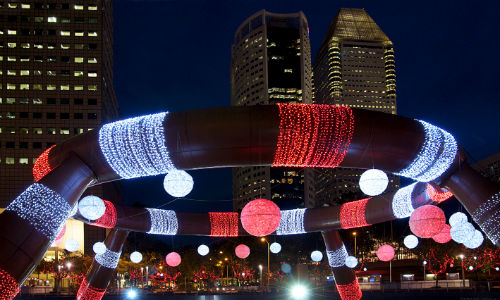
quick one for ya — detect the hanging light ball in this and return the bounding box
[463,230,484,249]
[166,252,181,267]
[235,244,250,259]
[404,234,419,249]
[78,195,106,220]
[377,244,395,262]
[310,251,323,262]
[197,244,209,256]
[65,238,79,252]
[240,199,281,237]
[93,242,106,254]
[270,242,282,254]
[281,263,292,274]
[345,256,358,268]
[449,212,468,227]
[130,251,143,263]
[359,169,389,196]
[409,205,445,238]
[163,170,194,198]
[450,222,475,244]
[432,224,452,244]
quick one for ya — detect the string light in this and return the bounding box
[209,212,239,237]
[78,196,106,221]
[235,244,250,259]
[272,103,354,167]
[146,208,178,235]
[197,245,209,256]
[340,198,370,229]
[65,238,79,252]
[345,256,358,268]
[276,208,306,235]
[471,192,500,245]
[6,183,71,240]
[450,222,475,244]
[463,230,484,249]
[32,145,55,182]
[270,242,282,254]
[409,205,445,238]
[163,170,194,197]
[391,183,417,218]
[426,184,453,202]
[311,250,323,262]
[377,244,395,261]
[93,242,106,255]
[95,248,121,269]
[77,279,106,300]
[336,278,362,300]
[359,169,388,196]
[0,268,20,300]
[92,200,117,228]
[130,251,143,263]
[98,112,175,179]
[395,120,457,182]
[326,245,347,267]
[404,235,419,249]
[449,212,468,227]
[240,199,281,237]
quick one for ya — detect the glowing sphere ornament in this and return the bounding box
[451,222,475,244]
[270,242,282,254]
[281,263,292,274]
[65,238,79,252]
[78,195,106,220]
[432,224,452,244]
[130,251,143,263]
[377,244,395,262]
[409,205,445,238]
[163,170,194,198]
[240,199,281,237]
[404,235,419,249]
[311,250,323,262]
[359,169,389,196]
[449,212,468,227]
[197,244,209,256]
[345,256,358,268]
[93,242,106,254]
[166,252,181,267]
[235,244,250,259]
[463,230,484,249]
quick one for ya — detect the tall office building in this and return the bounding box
[0,1,119,254]
[231,10,314,210]
[312,8,398,206]
[472,152,500,187]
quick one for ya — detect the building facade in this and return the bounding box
[231,10,314,210]
[472,152,500,187]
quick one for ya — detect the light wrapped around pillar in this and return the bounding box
[391,183,417,219]
[209,212,239,237]
[163,170,194,198]
[359,169,388,196]
[376,244,394,262]
[276,208,306,235]
[270,242,282,254]
[426,184,453,202]
[32,145,55,182]
[311,250,323,262]
[432,224,451,244]
[95,248,121,269]
[240,199,281,237]
[463,230,484,249]
[471,192,500,245]
[78,196,106,221]
[0,268,20,300]
[147,208,178,235]
[450,222,475,244]
[336,279,362,300]
[340,198,370,229]
[235,244,250,259]
[449,212,468,227]
[409,205,446,238]
[77,278,106,300]
[92,200,117,229]
[326,245,347,267]
[166,252,181,267]
[404,235,419,249]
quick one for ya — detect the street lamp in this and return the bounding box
[260,237,270,289]
[258,265,263,289]
[459,254,465,287]
[352,232,357,256]
[423,260,427,281]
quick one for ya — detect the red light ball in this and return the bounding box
[240,199,281,237]
[166,252,181,267]
[409,205,445,238]
[376,244,394,262]
[432,224,451,244]
[235,244,250,259]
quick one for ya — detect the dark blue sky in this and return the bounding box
[113,0,499,212]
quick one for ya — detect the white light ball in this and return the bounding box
[468,266,474,271]
[449,212,468,227]
[451,222,475,244]
[359,169,389,196]
[311,250,323,262]
[163,170,194,197]
[78,195,106,220]
[197,244,209,256]
[65,238,79,252]
[345,256,358,268]
[93,242,106,254]
[130,251,143,263]
[463,230,484,249]
[270,242,282,254]
[404,234,419,249]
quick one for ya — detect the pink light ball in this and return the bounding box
[432,224,451,244]
[166,252,181,267]
[409,205,445,238]
[235,244,250,259]
[240,199,281,237]
[377,244,395,262]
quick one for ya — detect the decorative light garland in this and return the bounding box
[270,242,282,254]
[336,278,362,300]
[240,199,281,237]
[311,250,323,262]
[92,200,117,228]
[6,183,71,240]
[359,169,388,196]
[449,212,468,227]
[345,256,358,268]
[272,103,354,167]
[326,245,348,267]
[95,247,121,269]
[98,112,175,179]
[450,222,475,244]
[32,145,55,182]
[340,198,371,229]
[426,184,453,202]
[391,183,417,218]
[78,196,106,221]
[471,192,500,245]
[209,212,239,237]
[163,170,194,197]
[77,279,106,300]
[404,235,419,249]
[276,208,306,235]
[463,230,484,249]
[146,208,178,235]
[0,268,20,300]
[409,205,446,238]
[130,251,143,263]
[197,245,209,256]
[396,120,457,182]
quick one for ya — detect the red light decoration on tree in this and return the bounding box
[0,268,19,300]
[409,205,446,238]
[235,244,250,259]
[426,184,453,202]
[209,212,239,237]
[92,200,117,228]
[422,248,455,277]
[336,278,362,300]
[340,198,371,229]
[76,279,106,300]
[240,199,281,237]
[166,252,181,267]
[376,244,395,262]
[32,145,56,182]
[432,224,451,244]
[272,103,354,167]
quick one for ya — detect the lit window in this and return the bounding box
[88,5,97,10]
[6,112,16,119]
[7,70,16,76]
[20,84,29,90]
[75,31,84,37]
[7,30,16,35]
[34,43,43,49]
[21,43,30,48]
[47,43,56,49]
[60,128,70,135]
[74,44,85,49]
[21,3,30,9]
[33,70,42,75]
[60,85,70,91]
[33,98,42,104]
[20,56,30,62]
[284,69,293,73]
[48,128,56,135]
[35,16,44,22]
[6,158,14,165]
[74,57,84,63]
[88,85,97,91]
[61,17,70,23]
[88,72,97,77]
[8,43,16,48]
[20,128,29,134]
[47,70,56,76]
[74,4,84,10]
[7,83,16,90]
[60,31,71,36]
[8,3,17,8]
[74,85,84,91]
[74,71,84,77]
[88,31,98,37]
[19,158,29,165]
[33,128,43,134]
[8,56,16,61]
[88,57,97,64]
[47,85,56,91]
[19,98,29,104]
[61,44,70,49]
[6,98,15,104]
[33,84,42,90]
[48,16,57,23]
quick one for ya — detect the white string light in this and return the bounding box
[326,245,348,267]
[391,183,417,218]
[147,208,178,235]
[95,247,121,269]
[345,256,358,268]
[270,242,282,254]
[163,170,194,197]
[98,112,175,179]
[130,251,143,263]
[450,222,475,244]
[471,192,500,245]
[197,245,209,256]
[276,209,306,235]
[463,230,484,249]
[6,183,71,240]
[310,250,323,262]
[404,234,419,249]
[78,196,106,221]
[449,212,468,227]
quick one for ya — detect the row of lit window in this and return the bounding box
[0,97,97,105]
[0,83,98,91]
[2,157,39,165]
[1,29,98,37]
[1,15,98,24]
[2,3,98,10]
[0,56,98,63]
[1,112,97,119]
[2,70,97,77]
[0,42,98,50]
[0,127,92,135]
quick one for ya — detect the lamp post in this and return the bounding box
[459,254,465,287]
[423,260,427,281]
[352,232,357,256]
[260,237,270,290]
[258,265,263,290]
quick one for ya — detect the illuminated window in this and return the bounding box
[20,84,29,90]
[74,44,85,49]
[8,56,16,61]
[33,70,42,75]
[47,56,56,62]
[21,3,30,9]
[35,16,44,23]
[88,85,97,91]
[33,128,43,134]
[75,31,84,37]
[6,158,14,165]
[74,128,85,134]
[48,128,56,135]
[47,43,56,49]
[7,70,16,76]
[60,31,71,36]
[20,128,29,134]
[88,5,97,10]
[34,43,43,49]
[60,128,70,135]
[61,17,70,23]
[7,83,16,90]
[6,112,15,118]
[33,84,42,90]
[74,57,84,63]
[6,98,15,104]
[74,71,84,77]
[48,16,57,23]
[74,4,84,10]
[88,31,98,37]
[74,85,84,91]
[21,43,30,48]
[47,85,56,91]
[88,57,97,64]
[33,98,42,104]
[88,72,97,77]
[19,98,29,104]
[7,30,16,35]
[8,3,17,8]
[8,43,16,48]
[61,44,70,49]
[60,85,70,91]
[19,158,29,165]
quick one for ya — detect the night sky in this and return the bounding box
[112,0,499,218]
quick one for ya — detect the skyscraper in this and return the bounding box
[0,1,119,253]
[312,8,399,206]
[231,10,314,210]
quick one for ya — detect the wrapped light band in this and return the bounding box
[426,184,453,202]
[471,192,500,245]
[147,208,178,235]
[6,183,71,239]
[209,212,239,237]
[392,183,417,218]
[327,244,348,268]
[336,279,362,300]
[276,209,306,235]
[77,279,106,300]
[98,112,175,179]
[32,145,56,182]
[92,200,117,228]
[273,104,354,167]
[0,268,20,300]
[396,120,457,182]
[95,248,121,269]
[340,198,371,229]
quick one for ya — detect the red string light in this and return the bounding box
[336,278,362,300]
[92,200,117,228]
[32,145,56,182]
[340,198,371,229]
[209,212,239,237]
[273,104,354,167]
[76,279,106,300]
[426,184,453,202]
[0,268,19,300]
